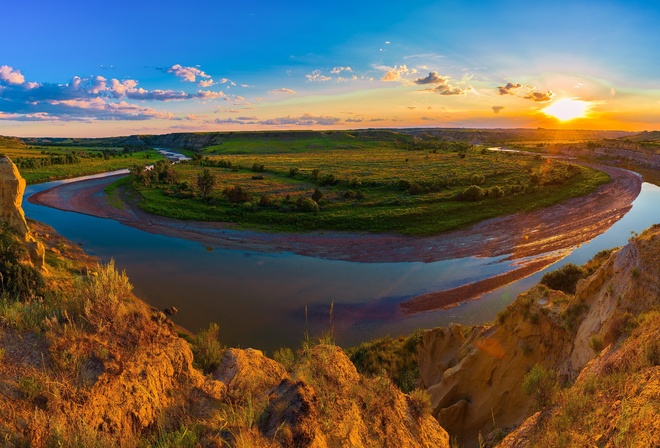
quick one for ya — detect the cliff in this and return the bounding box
[0,156,44,268]
[0,156,448,447]
[420,225,660,447]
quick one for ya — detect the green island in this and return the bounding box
[117,131,609,236]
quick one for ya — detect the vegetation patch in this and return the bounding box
[123,133,610,236]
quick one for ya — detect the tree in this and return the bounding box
[196,168,216,200]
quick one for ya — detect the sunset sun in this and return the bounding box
[542,98,591,121]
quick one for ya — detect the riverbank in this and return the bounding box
[28,164,642,313]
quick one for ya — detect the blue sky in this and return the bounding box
[1,0,659,136]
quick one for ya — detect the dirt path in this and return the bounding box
[28,164,642,314]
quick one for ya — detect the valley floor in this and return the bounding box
[29,164,642,313]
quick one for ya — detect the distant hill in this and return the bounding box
[0,135,27,148]
[621,130,660,142]
[2,127,644,151]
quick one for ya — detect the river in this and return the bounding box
[22,171,660,352]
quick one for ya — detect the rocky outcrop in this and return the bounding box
[420,287,573,447]
[258,344,450,448]
[420,225,660,447]
[0,156,30,237]
[0,156,45,268]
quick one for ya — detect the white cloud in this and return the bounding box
[270,88,297,95]
[379,65,417,82]
[306,70,331,82]
[167,64,211,83]
[0,65,26,85]
[330,66,352,74]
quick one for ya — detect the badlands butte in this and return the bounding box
[0,129,659,447]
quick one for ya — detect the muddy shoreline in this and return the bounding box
[28,164,642,314]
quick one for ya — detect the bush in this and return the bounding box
[259,194,276,207]
[318,174,339,186]
[272,347,295,371]
[251,163,265,172]
[223,185,252,203]
[83,259,133,329]
[522,364,556,409]
[344,190,356,199]
[0,224,46,301]
[471,174,485,185]
[590,336,604,353]
[296,197,320,213]
[408,182,426,195]
[311,187,323,203]
[488,185,505,198]
[288,167,299,177]
[408,389,432,419]
[190,322,225,374]
[540,263,586,294]
[348,177,362,188]
[460,185,485,201]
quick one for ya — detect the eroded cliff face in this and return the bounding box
[0,156,29,237]
[0,156,45,268]
[420,225,660,447]
[420,287,574,447]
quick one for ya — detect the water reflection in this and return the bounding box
[24,179,660,352]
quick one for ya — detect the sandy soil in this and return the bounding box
[28,164,642,314]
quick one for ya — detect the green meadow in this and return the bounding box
[0,144,162,184]
[124,134,610,236]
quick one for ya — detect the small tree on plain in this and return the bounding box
[196,168,216,200]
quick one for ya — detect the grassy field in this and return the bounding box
[0,145,162,184]
[124,139,610,236]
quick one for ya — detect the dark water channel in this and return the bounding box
[23,173,660,352]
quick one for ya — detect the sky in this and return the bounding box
[1,0,659,137]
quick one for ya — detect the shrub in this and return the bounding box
[344,190,356,199]
[589,336,604,353]
[471,174,485,185]
[311,168,320,181]
[488,185,505,198]
[348,177,362,188]
[0,224,46,301]
[311,187,323,203]
[318,174,338,186]
[408,182,425,195]
[296,197,320,213]
[223,185,252,203]
[540,263,586,294]
[355,190,365,200]
[522,364,556,409]
[83,259,132,329]
[190,322,225,374]
[460,185,485,201]
[259,194,276,207]
[272,347,295,371]
[408,389,432,419]
[288,167,299,177]
[251,163,265,172]
[251,175,264,180]
[196,168,216,200]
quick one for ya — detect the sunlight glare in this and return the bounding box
[542,98,591,121]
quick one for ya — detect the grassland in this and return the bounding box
[0,144,162,184]
[125,135,610,236]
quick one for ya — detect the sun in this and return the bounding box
[541,98,591,121]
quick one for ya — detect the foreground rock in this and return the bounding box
[420,224,660,447]
[0,156,45,268]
